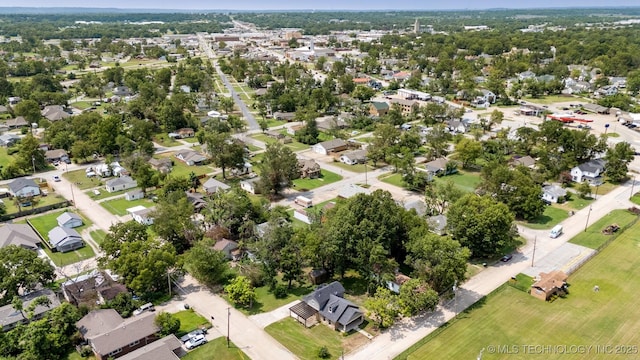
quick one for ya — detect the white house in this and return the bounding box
[9,178,40,198]
[127,206,155,225]
[48,226,84,253]
[312,139,348,155]
[105,176,138,193]
[125,189,144,201]
[571,159,605,185]
[340,149,367,165]
[542,184,567,204]
[56,212,83,228]
[240,177,261,194]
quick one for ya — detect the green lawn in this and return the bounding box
[563,195,594,210]
[226,282,313,316]
[27,210,93,236]
[396,216,640,360]
[251,133,309,152]
[182,137,200,144]
[174,309,211,337]
[331,160,378,174]
[43,245,95,267]
[85,187,138,201]
[569,209,638,249]
[525,94,576,105]
[182,337,249,360]
[266,119,287,128]
[62,170,105,190]
[266,317,371,360]
[2,194,67,217]
[153,134,182,147]
[433,170,481,193]
[90,229,107,246]
[379,172,405,188]
[0,147,14,165]
[155,153,214,178]
[100,197,154,216]
[292,170,342,191]
[521,205,570,230]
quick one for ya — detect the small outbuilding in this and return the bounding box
[57,212,83,228]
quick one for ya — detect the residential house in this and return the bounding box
[5,116,29,129]
[0,288,60,331]
[337,184,371,199]
[272,111,296,121]
[174,150,207,166]
[287,124,304,135]
[316,116,348,132]
[298,159,321,179]
[446,119,470,134]
[9,178,40,197]
[148,158,172,174]
[340,149,367,165]
[542,184,567,204]
[185,191,207,212]
[41,105,71,122]
[571,159,605,185]
[291,281,364,332]
[48,226,84,252]
[45,149,70,164]
[530,271,568,301]
[479,89,496,104]
[203,178,231,194]
[403,198,427,216]
[518,70,536,81]
[369,101,389,117]
[125,189,145,201]
[0,223,41,250]
[424,158,455,177]
[213,239,240,260]
[596,85,618,97]
[113,86,133,97]
[105,176,138,193]
[312,139,348,155]
[76,310,160,360]
[57,212,83,228]
[240,177,261,194]
[427,214,448,235]
[177,128,195,138]
[0,123,8,133]
[62,271,127,307]
[389,98,419,115]
[0,133,20,147]
[509,155,536,169]
[386,272,411,294]
[127,206,155,226]
[117,335,184,360]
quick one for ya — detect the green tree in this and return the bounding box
[15,133,46,173]
[454,138,483,169]
[225,276,256,308]
[0,246,55,306]
[447,194,516,259]
[423,180,464,216]
[201,132,246,179]
[397,279,439,317]
[351,85,375,102]
[151,192,201,254]
[577,181,592,199]
[219,96,235,114]
[605,142,634,183]
[258,142,299,196]
[364,287,398,329]
[184,238,230,288]
[103,292,137,318]
[13,99,41,124]
[155,312,181,336]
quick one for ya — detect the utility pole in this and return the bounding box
[631,176,637,200]
[70,184,76,208]
[364,157,368,186]
[31,155,36,174]
[584,205,593,232]
[227,307,231,348]
[167,269,171,297]
[531,236,537,266]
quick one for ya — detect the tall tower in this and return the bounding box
[414,18,420,34]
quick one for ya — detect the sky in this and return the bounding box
[6,0,640,11]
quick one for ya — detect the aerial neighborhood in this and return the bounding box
[2,4,640,360]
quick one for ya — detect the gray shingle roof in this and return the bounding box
[0,224,41,250]
[8,178,38,194]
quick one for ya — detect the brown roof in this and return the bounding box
[76,309,123,339]
[532,270,568,294]
[77,311,159,356]
[45,149,68,160]
[5,116,28,127]
[298,159,321,172]
[213,238,238,252]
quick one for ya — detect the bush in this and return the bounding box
[317,346,331,359]
[273,284,288,299]
[79,345,93,357]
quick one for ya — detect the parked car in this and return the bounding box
[132,302,155,316]
[500,254,513,262]
[53,175,61,182]
[180,329,207,343]
[185,334,207,350]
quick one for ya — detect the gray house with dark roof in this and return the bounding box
[57,212,83,228]
[9,177,40,197]
[571,159,606,185]
[0,288,60,331]
[0,224,41,250]
[48,226,84,253]
[297,281,364,332]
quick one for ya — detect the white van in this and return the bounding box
[550,225,563,239]
[294,196,313,208]
[133,302,155,316]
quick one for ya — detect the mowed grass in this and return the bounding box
[0,147,14,165]
[521,204,570,230]
[266,317,370,360]
[569,209,638,249]
[100,197,154,216]
[251,133,309,152]
[182,337,249,360]
[224,282,313,316]
[397,218,640,360]
[433,170,481,193]
[292,170,342,191]
[154,153,214,178]
[379,172,405,188]
[174,309,210,337]
[62,169,105,190]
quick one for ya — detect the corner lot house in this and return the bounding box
[127,206,155,226]
[76,310,160,360]
[298,159,321,179]
[340,149,367,165]
[0,288,60,331]
[571,159,605,185]
[105,176,138,193]
[57,212,83,228]
[0,223,41,250]
[530,271,568,301]
[203,178,231,194]
[48,226,84,252]
[174,150,207,166]
[542,184,567,204]
[117,334,184,360]
[45,149,70,164]
[312,139,348,155]
[240,177,261,194]
[9,178,41,198]
[290,281,364,332]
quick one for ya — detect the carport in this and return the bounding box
[289,301,318,328]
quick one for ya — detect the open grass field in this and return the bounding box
[225,281,314,316]
[62,169,105,190]
[0,147,14,164]
[521,204,570,230]
[153,134,182,147]
[397,216,640,360]
[251,133,309,152]
[525,94,577,105]
[266,317,372,360]
[379,172,405,188]
[174,309,211,337]
[85,187,136,201]
[154,153,214,178]
[182,337,249,360]
[331,160,380,174]
[433,170,482,193]
[569,209,638,249]
[292,170,342,191]
[89,229,107,246]
[100,197,154,216]
[2,194,67,216]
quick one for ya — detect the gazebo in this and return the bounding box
[289,301,318,328]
